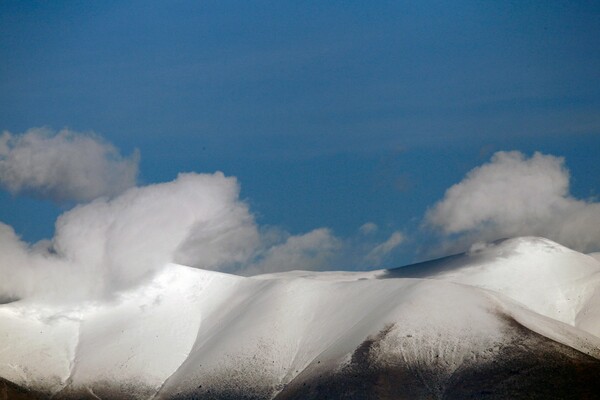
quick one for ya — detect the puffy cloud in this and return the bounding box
[0,166,409,301]
[0,128,139,202]
[0,128,413,302]
[0,172,260,301]
[1,168,405,301]
[52,172,260,291]
[425,151,600,253]
[365,231,404,265]
[246,228,342,275]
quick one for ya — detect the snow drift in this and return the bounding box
[0,237,599,399]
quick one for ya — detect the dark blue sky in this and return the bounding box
[1,1,599,266]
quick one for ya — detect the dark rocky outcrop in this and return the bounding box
[0,377,45,400]
[274,318,600,400]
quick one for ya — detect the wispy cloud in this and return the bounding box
[365,231,404,266]
[359,222,378,235]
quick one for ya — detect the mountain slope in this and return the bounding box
[0,237,599,399]
[384,237,600,336]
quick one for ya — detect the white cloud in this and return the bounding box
[359,222,378,235]
[0,128,139,202]
[0,128,413,302]
[0,169,388,302]
[365,231,404,266]
[54,172,262,289]
[0,172,261,301]
[425,151,600,253]
[246,228,342,275]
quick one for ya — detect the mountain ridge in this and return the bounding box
[1,236,599,399]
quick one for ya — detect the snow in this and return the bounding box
[0,305,78,394]
[64,265,217,397]
[386,237,600,336]
[0,236,599,398]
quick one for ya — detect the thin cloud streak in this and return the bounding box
[365,231,405,266]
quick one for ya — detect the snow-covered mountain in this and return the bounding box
[1,237,599,399]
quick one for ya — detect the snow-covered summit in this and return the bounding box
[1,237,599,399]
[386,236,600,335]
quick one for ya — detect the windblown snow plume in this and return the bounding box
[0,160,403,302]
[426,151,600,253]
[0,128,139,202]
[0,172,261,301]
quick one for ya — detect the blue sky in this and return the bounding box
[1,1,599,268]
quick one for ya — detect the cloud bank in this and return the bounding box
[425,151,600,253]
[0,128,405,302]
[3,132,598,304]
[0,168,404,302]
[0,128,139,202]
[14,129,595,301]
